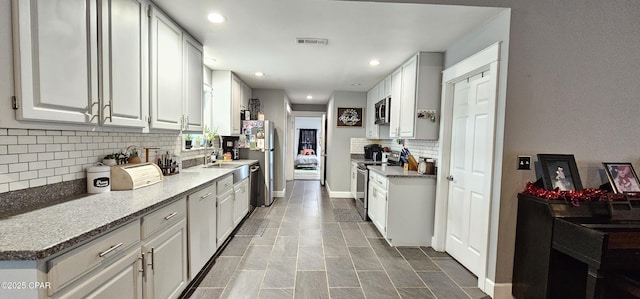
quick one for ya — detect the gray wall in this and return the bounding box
[252,89,288,194]
[351,0,640,287]
[290,104,328,112]
[326,91,366,193]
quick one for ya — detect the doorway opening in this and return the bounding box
[293,116,322,180]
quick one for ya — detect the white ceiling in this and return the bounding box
[153,0,504,104]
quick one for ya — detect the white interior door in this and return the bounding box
[445,72,495,277]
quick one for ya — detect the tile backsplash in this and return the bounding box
[0,128,206,194]
[350,137,439,161]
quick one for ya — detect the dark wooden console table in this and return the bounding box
[513,193,640,298]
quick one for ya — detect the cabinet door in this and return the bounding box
[366,86,379,139]
[231,75,242,134]
[58,248,142,299]
[389,68,402,137]
[233,179,249,226]
[371,184,387,236]
[100,0,148,128]
[183,34,204,132]
[150,6,183,130]
[217,189,235,244]
[187,185,216,279]
[400,56,418,138]
[13,0,98,124]
[143,219,188,299]
[384,75,392,97]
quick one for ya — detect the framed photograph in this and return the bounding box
[336,107,363,127]
[537,154,583,191]
[603,162,640,194]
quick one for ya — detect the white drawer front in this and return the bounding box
[141,198,186,240]
[216,174,233,195]
[47,220,140,295]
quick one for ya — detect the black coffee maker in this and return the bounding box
[221,136,240,160]
[363,144,382,161]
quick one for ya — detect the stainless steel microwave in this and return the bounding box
[374,96,390,125]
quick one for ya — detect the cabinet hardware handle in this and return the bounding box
[446,175,454,181]
[164,212,178,220]
[139,253,145,275]
[185,115,189,129]
[98,242,123,257]
[149,248,155,271]
[201,192,213,199]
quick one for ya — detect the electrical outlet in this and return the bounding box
[518,156,532,170]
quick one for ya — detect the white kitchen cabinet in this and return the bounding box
[142,219,188,299]
[367,168,437,246]
[389,68,402,138]
[56,247,143,299]
[383,75,392,98]
[12,0,98,124]
[350,162,358,200]
[100,0,149,128]
[150,6,183,131]
[187,183,216,279]
[211,71,251,135]
[365,85,380,139]
[233,178,249,226]
[394,52,443,139]
[13,0,149,128]
[217,188,235,245]
[182,33,204,132]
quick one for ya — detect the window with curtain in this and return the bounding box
[298,129,317,154]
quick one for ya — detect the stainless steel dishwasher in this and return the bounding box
[249,163,261,210]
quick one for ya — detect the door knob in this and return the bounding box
[446,175,454,181]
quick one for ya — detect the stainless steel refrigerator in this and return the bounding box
[240,120,274,206]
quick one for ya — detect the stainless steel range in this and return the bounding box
[354,151,402,221]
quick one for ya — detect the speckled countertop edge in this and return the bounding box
[0,160,258,261]
[367,165,437,178]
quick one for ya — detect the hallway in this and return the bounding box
[189,180,489,299]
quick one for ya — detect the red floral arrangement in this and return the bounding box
[522,182,626,207]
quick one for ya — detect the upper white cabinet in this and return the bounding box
[101,0,149,128]
[150,6,183,130]
[390,52,443,139]
[365,85,379,139]
[12,0,148,128]
[183,34,204,132]
[211,71,251,135]
[389,68,402,138]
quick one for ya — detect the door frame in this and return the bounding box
[289,111,325,180]
[432,42,502,294]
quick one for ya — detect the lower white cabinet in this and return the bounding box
[367,169,437,246]
[217,188,235,245]
[233,178,249,226]
[187,183,217,279]
[141,198,188,299]
[57,247,143,299]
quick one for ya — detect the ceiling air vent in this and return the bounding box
[296,38,328,46]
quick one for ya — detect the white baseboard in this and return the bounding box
[325,183,352,198]
[485,279,512,299]
[274,190,285,198]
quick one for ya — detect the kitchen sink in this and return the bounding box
[202,163,242,169]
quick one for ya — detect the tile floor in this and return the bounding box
[189,180,489,299]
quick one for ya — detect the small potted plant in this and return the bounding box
[194,137,202,149]
[102,154,117,166]
[128,148,141,164]
[205,125,219,148]
[185,134,193,149]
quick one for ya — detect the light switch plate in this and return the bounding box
[518,156,532,170]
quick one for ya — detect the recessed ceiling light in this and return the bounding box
[207,12,226,24]
[306,95,313,100]
[369,60,380,66]
[254,72,264,77]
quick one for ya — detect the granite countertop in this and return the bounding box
[350,154,367,163]
[0,159,257,261]
[368,165,437,178]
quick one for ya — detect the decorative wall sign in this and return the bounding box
[336,107,363,127]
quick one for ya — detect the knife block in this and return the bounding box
[407,155,419,171]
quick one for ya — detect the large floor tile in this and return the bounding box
[251,227,278,246]
[298,246,326,270]
[220,270,265,299]
[397,247,440,271]
[433,258,478,287]
[368,238,402,257]
[258,288,294,299]
[420,246,450,258]
[198,256,241,287]
[341,226,369,247]
[349,247,383,270]
[326,257,360,288]
[295,271,330,299]
[378,257,426,288]
[396,287,435,299]
[261,257,297,288]
[329,287,365,299]
[219,236,252,256]
[189,287,224,299]
[357,270,400,298]
[271,236,299,257]
[323,236,350,257]
[417,271,470,299]
[237,245,273,270]
[359,222,382,238]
